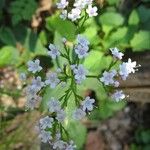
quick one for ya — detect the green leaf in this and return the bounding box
[107,0,120,5]
[99,12,124,27]
[130,30,150,51]
[24,29,46,55]
[137,5,150,23]
[83,51,104,74]
[0,27,16,46]
[0,46,19,67]
[128,10,140,25]
[66,121,87,149]
[104,27,128,48]
[46,14,76,40]
[91,99,126,120]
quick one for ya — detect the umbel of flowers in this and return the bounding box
[20,0,140,150]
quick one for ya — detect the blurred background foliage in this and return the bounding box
[0,0,150,150]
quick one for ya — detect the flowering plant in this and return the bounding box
[20,0,140,149]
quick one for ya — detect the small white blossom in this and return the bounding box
[81,96,95,111]
[68,8,81,21]
[26,85,38,97]
[39,116,54,130]
[56,0,69,9]
[73,65,88,83]
[86,5,98,17]
[77,34,90,47]
[111,90,125,102]
[45,72,60,88]
[110,47,124,60]
[27,59,42,73]
[53,140,67,149]
[100,70,117,86]
[48,44,60,59]
[119,58,137,80]
[25,95,41,110]
[31,76,44,91]
[39,130,52,143]
[60,10,68,20]
[47,97,61,113]
[75,44,89,59]
[66,140,76,150]
[73,108,86,120]
[56,109,66,122]
[74,0,86,9]
[19,73,26,81]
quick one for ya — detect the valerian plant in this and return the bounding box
[20,0,140,149]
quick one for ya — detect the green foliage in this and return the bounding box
[128,10,140,25]
[66,121,87,150]
[130,30,150,51]
[9,0,37,25]
[130,129,150,150]
[0,46,19,67]
[46,14,76,41]
[100,12,124,27]
[0,27,16,46]
[89,100,126,120]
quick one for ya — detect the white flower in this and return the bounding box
[47,97,61,113]
[39,130,52,143]
[73,65,88,83]
[45,72,60,88]
[111,90,125,102]
[39,116,54,130]
[31,76,44,91]
[68,8,81,21]
[75,44,89,59]
[73,108,86,120]
[100,70,117,86]
[126,58,137,74]
[110,47,124,60]
[25,95,41,110]
[56,109,66,122]
[86,5,98,17]
[81,96,95,111]
[77,34,90,47]
[119,58,137,80]
[48,44,60,59]
[19,73,26,81]
[74,0,86,9]
[53,140,67,149]
[27,59,42,73]
[60,10,68,20]
[84,0,93,5]
[66,140,76,150]
[26,85,38,97]
[56,0,68,9]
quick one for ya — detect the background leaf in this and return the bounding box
[130,30,150,51]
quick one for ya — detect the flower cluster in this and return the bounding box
[21,34,139,149]
[20,3,140,149]
[57,0,98,21]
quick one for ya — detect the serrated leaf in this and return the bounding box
[0,46,19,67]
[130,30,150,51]
[128,10,140,25]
